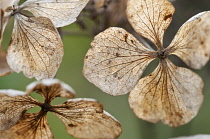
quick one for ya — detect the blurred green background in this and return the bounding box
[1,0,210,139]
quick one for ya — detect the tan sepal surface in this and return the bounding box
[129,59,203,127]
[21,0,89,27]
[0,50,13,77]
[26,79,75,101]
[0,90,38,130]
[7,14,63,80]
[168,11,210,69]
[127,0,175,48]
[0,113,53,139]
[53,99,122,139]
[83,27,155,96]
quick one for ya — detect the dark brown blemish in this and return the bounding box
[113,72,118,78]
[5,6,13,12]
[41,103,52,112]
[85,55,88,59]
[175,112,183,119]
[164,14,172,21]
[143,110,148,114]
[68,124,76,127]
[157,50,167,59]
[115,53,120,57]
[131,40,134,44]
[124,34,128,42]
[205,53,208,57]
[16,131,22,135]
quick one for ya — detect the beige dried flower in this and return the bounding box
[0,79,122,139]
[83,0,210,127]
[0,0,89,80]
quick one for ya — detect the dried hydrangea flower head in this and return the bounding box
[0,0,16,77]
[0,0,89,80]
[83,0,210,127]
[0,79,122,139]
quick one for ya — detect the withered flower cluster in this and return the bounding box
[83,0,210,127]
[0,0,89,80]
[0,79,122,138]
[1,0,210,138]
[0,0,123,138]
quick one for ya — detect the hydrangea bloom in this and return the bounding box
[0,79,122,139]
[83,0,210,127]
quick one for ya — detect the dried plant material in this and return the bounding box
[0,89,37,130]
[21,0,89,28]
[0,0,19,11]
[168,12,210,69]
[84,27,155,95]
[127,0,175,47]
[7,14,63,80]
[1,0,89,79]
[26,78,75,100]
[170,134,210,139]
[0,79,122,139]
[0,0,19,39]
[0,51,13,76]
[54,100,121,138]
[129,59,203,127]
[0,113,53,139]
[0,0,17,77]
[83,0,210,127]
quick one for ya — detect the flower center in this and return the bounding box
[157,50,167,59]
[41,103,52,112]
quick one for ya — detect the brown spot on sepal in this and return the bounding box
[68,124,77,127]
[204,53,208,57]
[130,39,134,44]
[113,72,118,78]
[124,34,128,42]
[115,53,120,57]
[164,14,172,21]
